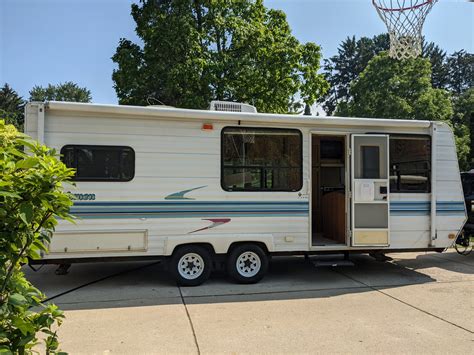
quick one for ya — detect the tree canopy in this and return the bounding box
[320,34,390,115]
[336,53,452,121]
[335,52,473,169]
[320,34,471,115]
[0,84,25,130]
[112,0,328,113]
[451,88,474,170]
[29,81,92,103]
[446,50,474,96]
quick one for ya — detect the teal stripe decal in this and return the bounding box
[74,201,309,206]
[70,200,465,218]
[74,212,309,219]
[390,201,465,216]
[71,201,310,218]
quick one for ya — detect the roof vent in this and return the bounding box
[209,100,257,113]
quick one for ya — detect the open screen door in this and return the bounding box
[351,135,390,246]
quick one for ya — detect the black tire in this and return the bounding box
[227,244,268,284]
[171,245,212,286]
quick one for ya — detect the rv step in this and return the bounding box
[312,259,354,267]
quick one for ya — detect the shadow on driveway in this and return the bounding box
[23,251,473,311]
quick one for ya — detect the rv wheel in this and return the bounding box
[227,244,268,284]
[171,245,212,286]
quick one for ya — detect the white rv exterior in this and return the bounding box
[24,101,466,285]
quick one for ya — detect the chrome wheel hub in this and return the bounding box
[236,251,261,278]
[178,253,204,280]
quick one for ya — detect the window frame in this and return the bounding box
[220,126,303,192]
[388,134,431,194]
[60,144,135,182]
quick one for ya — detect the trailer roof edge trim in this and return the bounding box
[41,101,432,128]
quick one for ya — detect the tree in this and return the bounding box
[320,34,450,115]
[451,88,474,170]
[446,50,474,96]
[336,52,452,121]
[320,34,390,115]
[29,81,92,103]
[423,42,449,90]
[336,52,474,168]
[0,84,25,130]
[112,0,328,113]
[0,120,74,353]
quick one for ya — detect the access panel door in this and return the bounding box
[351,135,390,246]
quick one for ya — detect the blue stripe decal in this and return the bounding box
[73,201,309,206]
[73,213,309,219]
[69,200,465,218]
[390,201,465,216]
[71,201,310,218]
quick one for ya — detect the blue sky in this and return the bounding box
[1,0,473,104]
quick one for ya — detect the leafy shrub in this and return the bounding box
[0,120,74,354]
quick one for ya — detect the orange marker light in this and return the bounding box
[202,123,213,130]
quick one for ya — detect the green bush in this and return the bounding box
[0,120,75,354]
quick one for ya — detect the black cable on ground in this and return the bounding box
[42,261,161,303]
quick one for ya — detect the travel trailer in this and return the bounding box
[24,101,466,285]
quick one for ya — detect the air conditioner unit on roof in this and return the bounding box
[209,100,257,113]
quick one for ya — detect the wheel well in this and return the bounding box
[227,241,269,254]
[171,243,216,256]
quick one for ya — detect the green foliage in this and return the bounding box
[336,52,474,170]
[336,53,452,120]
[112,0,328,113]
[320,34,390,114]
[0,120,75,353]
[29,81,92,103]
[0,84,25,130]
[324,34,473,167]
[320,34,464,115]
[423,42,449,90]
[446,50,474,96]
[452,88,474,170]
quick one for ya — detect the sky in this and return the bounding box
[1,0,473,104]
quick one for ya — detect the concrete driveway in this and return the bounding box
[25,251,474,354]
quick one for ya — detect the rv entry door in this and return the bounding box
[351,135,390,247]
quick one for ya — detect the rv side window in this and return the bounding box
[60,145,135,181]
[389,136,431,193]
[221,127,302,191]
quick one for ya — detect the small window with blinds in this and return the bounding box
[60,145,135,182]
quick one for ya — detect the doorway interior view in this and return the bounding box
[311,134,347,246]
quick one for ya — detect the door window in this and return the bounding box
[361,146,380,179]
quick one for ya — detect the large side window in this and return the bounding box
[60,145,135,181]
[389,136,431,193]
[222,127,302,191]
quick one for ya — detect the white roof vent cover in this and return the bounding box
[209,100,257,113]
